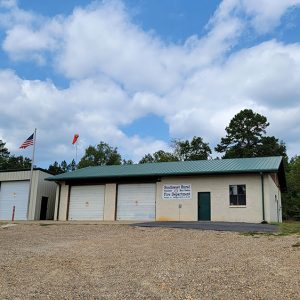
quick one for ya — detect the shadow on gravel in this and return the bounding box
[132,221,279,233]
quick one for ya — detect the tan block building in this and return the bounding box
[48,157,286,223]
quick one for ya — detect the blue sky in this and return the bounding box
[1,0,300,167]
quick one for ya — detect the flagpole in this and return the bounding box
[75,142,78,166]
[26,128,37,220]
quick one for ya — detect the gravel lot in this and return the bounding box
[0,223,299,300]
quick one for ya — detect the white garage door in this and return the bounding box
[69,185,105,220]
[0,181,29,220]
[117,184,156,221]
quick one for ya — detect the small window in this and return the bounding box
[229,185,246,206]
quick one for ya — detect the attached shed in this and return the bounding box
[0,168,57,220]
[48,156,286,223]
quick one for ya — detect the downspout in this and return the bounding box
[260,172,266,223]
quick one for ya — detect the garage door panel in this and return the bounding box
[117,184,156,221]
[69,185,105,220]
[0,181,29,220]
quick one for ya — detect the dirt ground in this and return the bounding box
[0,223,299,300]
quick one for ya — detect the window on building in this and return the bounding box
[229,185,246,206]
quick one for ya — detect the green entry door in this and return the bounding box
[198,192,211,221]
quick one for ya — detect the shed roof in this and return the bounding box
[0,167,53,175]
[47,156,286,190]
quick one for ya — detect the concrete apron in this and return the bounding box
[1,220,140,225]
[132,221,279,233]
[1,220,279,233]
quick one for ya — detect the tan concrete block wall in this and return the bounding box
[157,174,265,223]
[104,184,117,221]
[58,182,69,221]
[263,174,270,222]
[267,174,282,222]
[156,180,196,221]
[54,184,60,220]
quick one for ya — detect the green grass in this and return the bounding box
[278,221,300,235]
[241,221,300,237]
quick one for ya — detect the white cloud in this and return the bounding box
[210,0,300,34]
[240,0,300,33]
[1,0,300,166]
[0,69,170,164]
[0,0,35,27]
[2,18,63,63]
[1,0,245,92]
[164,40,300,140]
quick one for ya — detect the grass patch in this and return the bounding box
[278,222,300,235]
[241,231,273,237]
[241,221,300,237]
[39,223,56,227]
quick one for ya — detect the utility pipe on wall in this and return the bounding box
[260,172,266,223]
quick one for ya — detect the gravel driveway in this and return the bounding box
[0,223,299,300]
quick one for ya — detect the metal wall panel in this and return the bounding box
[0,181,29,220]
[117,184,156,220]
[0,170,56,220]
[0,171,30,181]
[69,185,105,220]
[34,171,56,220]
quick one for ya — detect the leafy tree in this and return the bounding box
[282,156,300,219]
[172,136,211,161]
[0,140,32,170]
[48,161,64,175]
[48,159,78,175]
[0,140,10,158]
[215,109,286,158]
[78,142,122,169]
[139,154,155,164]
[257,136,286,157]
[139,150,178,164]
[60,160,69,172]
[1,155,31,169]
[139,137,211,164]
[122,159,133,165]
[153,150,178,162]
[69,159,77,171]
[0,140,10,169]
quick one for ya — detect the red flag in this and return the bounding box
[72,133,79,145]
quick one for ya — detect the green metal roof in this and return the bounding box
[47,156,284,182]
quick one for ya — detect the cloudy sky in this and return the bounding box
[0,0,300,167]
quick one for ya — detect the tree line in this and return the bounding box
[60,109,287,168]
[0,109,299,219]
[0,140,31,169]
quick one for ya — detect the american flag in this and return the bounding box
[19,133,34,149]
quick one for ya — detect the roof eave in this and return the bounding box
[47,169,280,182]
